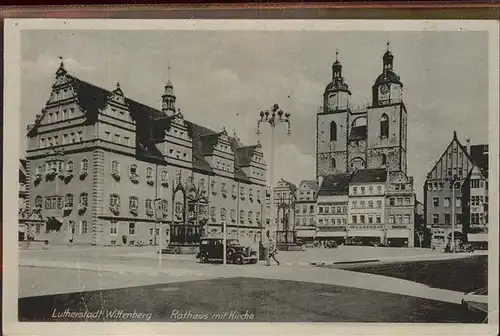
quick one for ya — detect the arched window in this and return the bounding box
[380,114,389,139]
[381,154,387,166]
[331,158,336,169]
[330,121,337,142]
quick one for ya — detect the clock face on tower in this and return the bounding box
[379,84,390,101]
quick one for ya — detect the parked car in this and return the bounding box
[196,237,258,265]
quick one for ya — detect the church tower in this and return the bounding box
[367,42,408,173]
[162,65,176,117]
[316,51,351,179]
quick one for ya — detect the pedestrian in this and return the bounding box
[268,238,280,266]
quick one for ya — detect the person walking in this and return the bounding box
[268,238,280,266]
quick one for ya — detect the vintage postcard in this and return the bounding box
[2,18,499,336]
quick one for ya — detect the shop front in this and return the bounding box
[296,229,316,246]
[316,230,347,245]
[346,229,384,246]
[385,228,411,247]
[467,232,488,250]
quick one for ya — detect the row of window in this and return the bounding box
[34,193,88,209]
[471,180,486,189]
[329,154,387,170]
[427,180,462,191]
[35,159,89,177]
[470,213,486,225]
[352,215,383,225]
[104,132,131,146]
[471,196,486,206]
[432,213,462,225]
[319,218,347,226]
[352,200,383,209]
[388,215,412,225]
[44,107,76,123]
[319,205,348,214]
[352,185,383,195]
[109,221,169,236]
[388,197,412,207]
[432,196,461,208]
[39,131,83,148]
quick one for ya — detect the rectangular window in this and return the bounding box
[376,200,382,208]
[353,187,357,194]
[149,228,153,236]
[389,198,395,206]
[360,201,365,208]
[368,186,373,193]
[319,219,324,226]
[445,214,451,225]
[397,215,402,224]
[456,214,462,225]
[404,215,410,224]
[404,197,411,206]
[336,206,341,213]
[114,134,120,143]
[352,201,357,209]
[40,138,45,147]
[105,132,111,141]
[129,223,136,235]
[325,207,329,214]
[35,224,41,234]
[124,137,129,146]
[444,197,451,208]
[110,221,118,235]
[376,216,381,224]
[433,197,439,207]
[361,187,365,194]
[81,221,88,234]
[433,214,439,224]
[377,186,382,193]
[303,205,307,214]
[360,215,365,224]
[78,131,83,142]
[368,216,373,224]
[456,197,461,207]
[71,133,76,143]
[309,205,314,214]
[389,215,394,224]
[155,228,160,236]
[368,201,373,208]
[352,215,357,224]
[343,206,347,213]
[396,198,403,206]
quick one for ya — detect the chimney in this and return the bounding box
[466,138,471,155]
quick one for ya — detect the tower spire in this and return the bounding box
[387,40,390,51]
[335,49,339,62]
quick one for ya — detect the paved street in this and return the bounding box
[18,246,489,322]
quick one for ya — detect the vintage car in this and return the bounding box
[195,237,258,264]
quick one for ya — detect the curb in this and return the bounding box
[311,259,380,266]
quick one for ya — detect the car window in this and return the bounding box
[201,240,210,245]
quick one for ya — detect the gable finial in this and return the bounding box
[335,49,339,61]
[167,60,171,81]
[453,130,457,139]
[59,56,64,68]
[386,40,390,51]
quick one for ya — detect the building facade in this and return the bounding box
[347,169,387,245]
[265,178,297,243]
[24,61,266,247]
[424,131,488,248]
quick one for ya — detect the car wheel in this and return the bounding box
[199,252,209,263]
[234,254,244,265]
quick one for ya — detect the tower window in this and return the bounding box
[331,157,336,169]
[330,121,337,142]
[380,114,389,139]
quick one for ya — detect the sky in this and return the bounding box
[20,29,489,200]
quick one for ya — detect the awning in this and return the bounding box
[296,230,316,238]
[347,230,384,238]
[386,229,410,239]
[467,233,488,243]
[316,231,346,238]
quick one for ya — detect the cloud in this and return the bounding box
[22,53,96,77]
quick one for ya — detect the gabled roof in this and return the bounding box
[318,173,352,196]
[280,179,297,192]
[299,180,319,191]
[19,159,27,183]
[235,145,259,167]
[349,125,367,141]
[351,168,387,183]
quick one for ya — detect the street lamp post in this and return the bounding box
[257,104,291,263]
